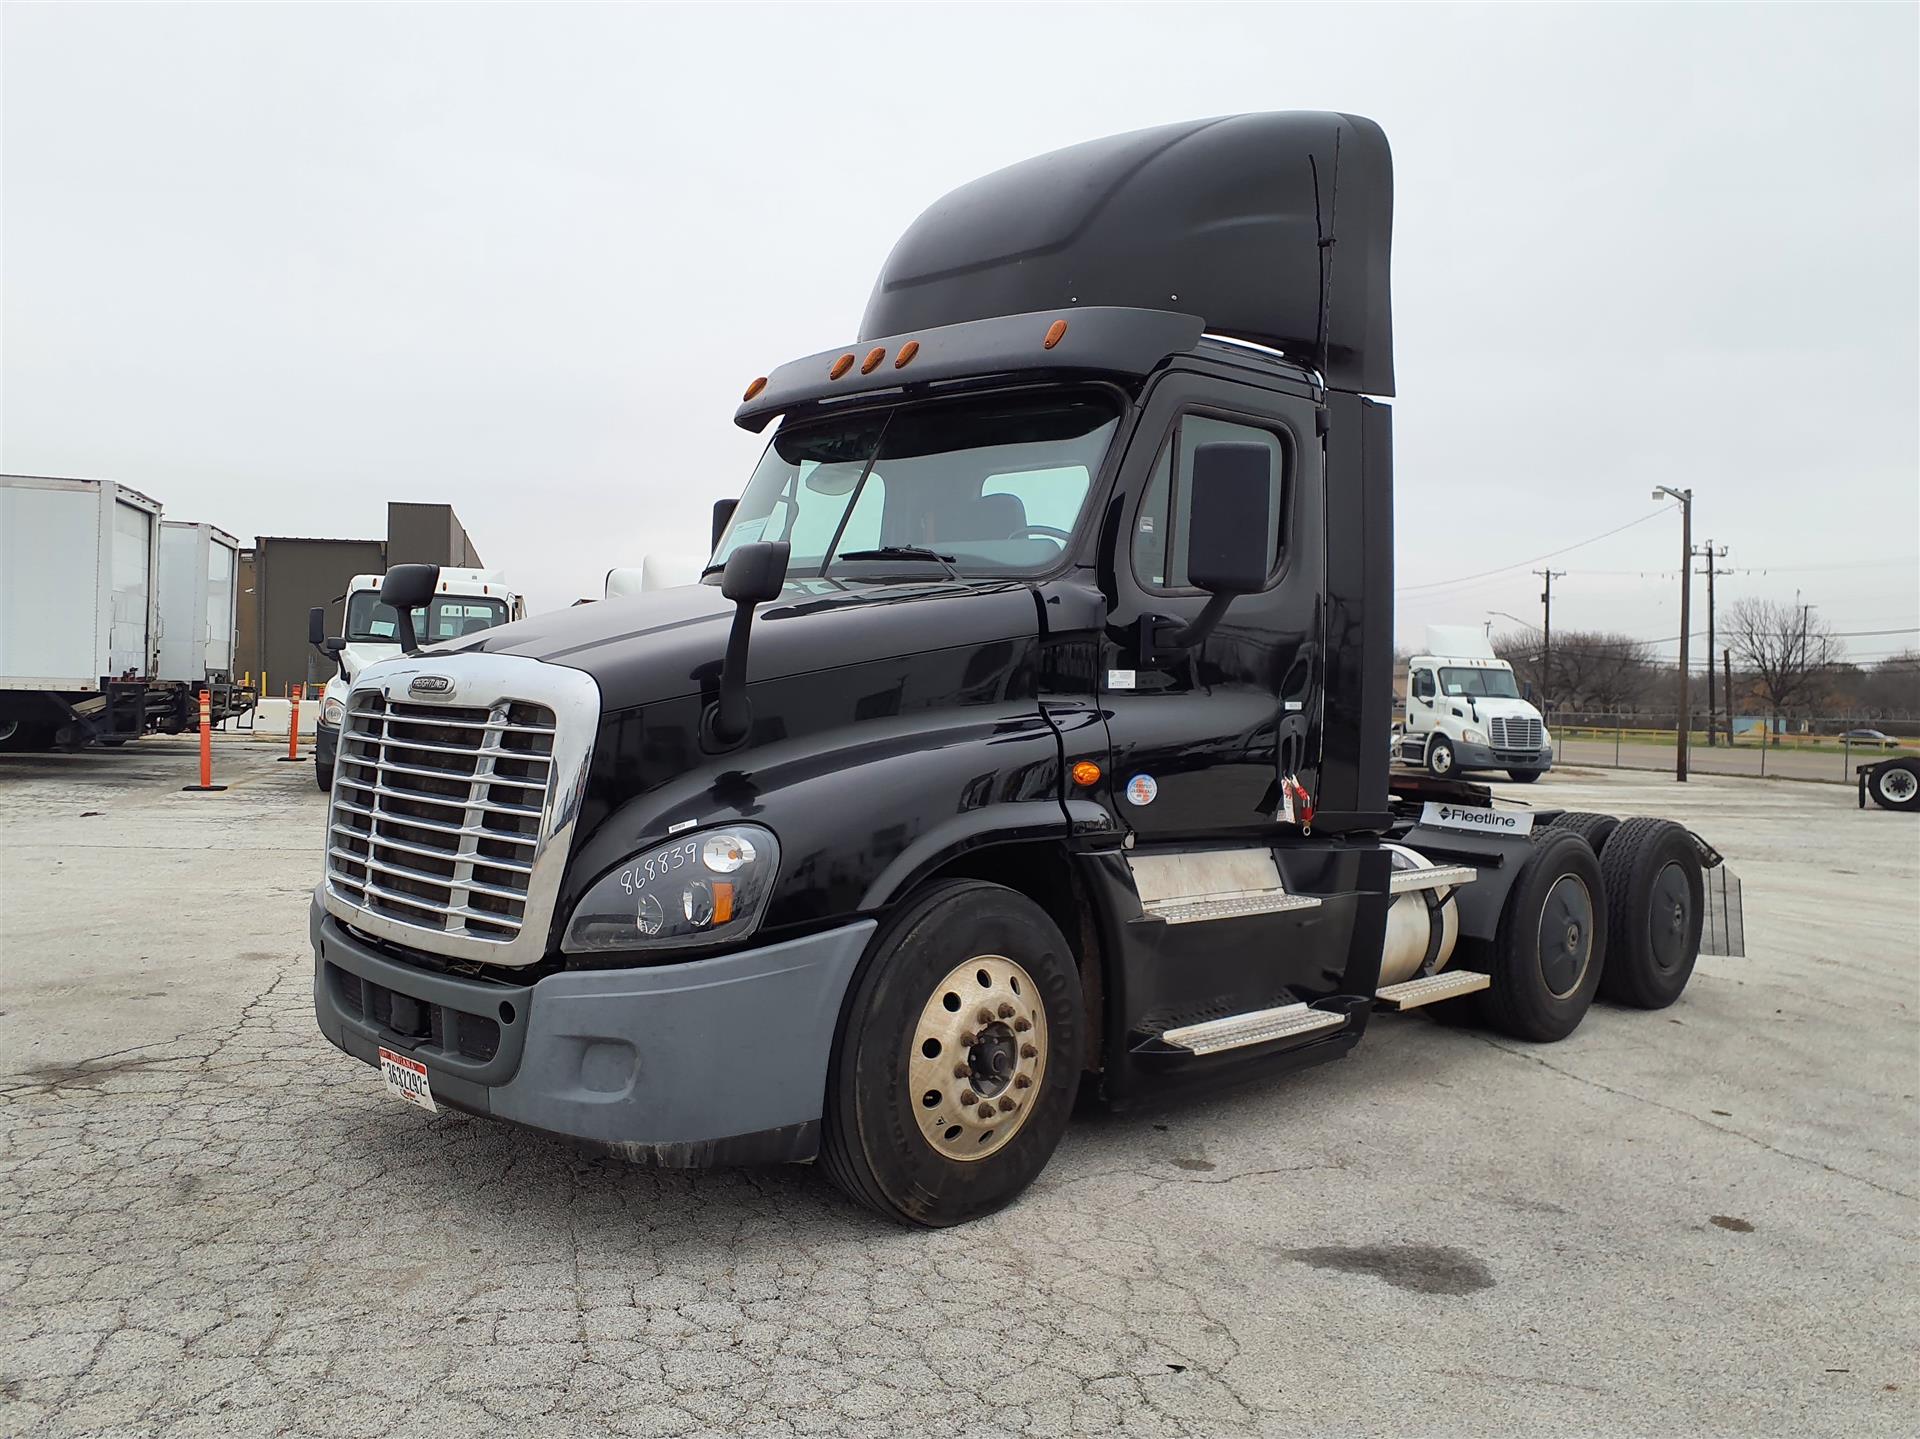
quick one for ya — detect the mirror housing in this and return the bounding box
[709,542,790,745]
[379,563,440,654]
[307,606,327,646]
[711,498,739,554]
[1172,442,1272,647]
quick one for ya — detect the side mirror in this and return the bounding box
[712,498,739,554]
[379,563,440,654]
[1173,442,1271,647]
[308,606,327,646]
[710,542,790,745]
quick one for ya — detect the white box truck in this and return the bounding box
[156,520,255,729]
[1395,625,1554,783]
[0,475,166,750]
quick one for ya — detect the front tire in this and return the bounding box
[820,879,1084,1227]
[1426,736,1456,777]
[315,760,334,792]
[1507,769,1541,784]
[1480,829,1608,1042]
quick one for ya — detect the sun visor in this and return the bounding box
[860,112,1393,397]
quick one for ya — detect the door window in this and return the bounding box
[1131,415,1288,591]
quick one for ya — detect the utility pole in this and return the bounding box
[1692,541,1730,745]
[1723,650,1734,744]
[1652,486,1693,781]
[1532,568,1565,710]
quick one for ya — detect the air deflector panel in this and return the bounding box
[861,111,1394,397]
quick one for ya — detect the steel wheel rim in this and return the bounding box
[1537,874,1594,999]
[1648,860,1692,974]
[908,953,1047,1162]
[1880,767,1917,803]
[1432,743,1452,774]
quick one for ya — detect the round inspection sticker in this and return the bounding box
[1124,774,1158,806]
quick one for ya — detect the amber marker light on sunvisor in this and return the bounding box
[860,347,886,374]
[894,340,920,368]
[1043,319,1068,349]
[829,353,855,380]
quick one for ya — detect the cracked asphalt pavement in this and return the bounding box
[2,738,1915,1436]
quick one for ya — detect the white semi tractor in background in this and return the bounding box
[0,474,253,751]
[308,568,526,790]
[1396,625,1554,783]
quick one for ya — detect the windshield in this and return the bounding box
[711,392,1119,578]
[346,592,509,644]
[1440,666,1522,700]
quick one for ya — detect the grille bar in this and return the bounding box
[332,825,534,873]
[330,797,539,847]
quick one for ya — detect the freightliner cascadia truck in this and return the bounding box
[311,112,1743,1226]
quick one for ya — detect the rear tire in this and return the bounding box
[819,880,1084,1228]
[1546,811,1620,856]
[1596,818,1704,1009]
[1426,736,1455,778]
[1868,759,1920,812]
[1480,829,1607,1042]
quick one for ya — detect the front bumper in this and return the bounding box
[1456,741,1552,773]
[310,899,874,1166]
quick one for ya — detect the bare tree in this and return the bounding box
[1493,628,1655,716]
[1723,597,1841,735]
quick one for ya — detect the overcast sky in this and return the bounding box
[4,3,1915,665]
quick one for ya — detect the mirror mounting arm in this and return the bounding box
[1169,592,1235,650]
[706,541,791,747]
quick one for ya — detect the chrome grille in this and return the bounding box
[1488,716,1543,751]
[320,655,600,967]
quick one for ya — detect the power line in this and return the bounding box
[1394,505,1675,594]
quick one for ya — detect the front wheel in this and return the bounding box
[1507,769,1541,784]
[819,880,1085,1227]
[315,760,334,792]
[1426,736,1456,777]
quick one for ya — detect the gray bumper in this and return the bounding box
[310,898,873,1165]
[1457,741,1552,773]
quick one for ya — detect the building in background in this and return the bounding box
[237,502,485,691]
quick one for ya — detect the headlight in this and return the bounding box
[562,823,779,954]
[320,696,345,728]
[1462,728,1487,746]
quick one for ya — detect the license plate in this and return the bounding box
[378,1046,437,1113]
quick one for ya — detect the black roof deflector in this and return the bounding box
[732,307,1203,432]
[860,112,1394,397]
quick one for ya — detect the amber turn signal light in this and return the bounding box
[861,347,886,375]
[1071,761,1102,787]
[829,353,855,380]
[742,376,768,403]
[1043,319,1068,350]
[894,340,920,369]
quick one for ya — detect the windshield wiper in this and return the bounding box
[833,546,962,579]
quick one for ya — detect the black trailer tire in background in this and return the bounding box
[1596,818,1704,1009]
[1546,811,1620,856]
[1479,829,1608,1043]
[1426,736,1455,778]
[1868,759,1920,812]
[819,879,1085,1228]
[1507,770,1541,784]
[0,721,55,753]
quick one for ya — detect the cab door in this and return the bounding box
[1097,373,1325,840]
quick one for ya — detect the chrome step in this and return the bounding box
[1141,891,1324,925]
[1159,1002,1346,1056]
[1389,864,1478,894]
[1374,970,1491,1010]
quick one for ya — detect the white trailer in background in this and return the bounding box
[1,475,164,749]
[154,520,256,729]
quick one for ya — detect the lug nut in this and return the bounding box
[977,1103,995,1120]
[960,1030,977,1046]
[1013,1018,1030,1033]
[997,1002,1014,1018]
[1020,1043,1038,1059]
[1014,1074,1032,1089]
[953,1064,970,1079]
[997,1097,1016,1113]
[960,1090,978,1106]
[977,1009,995,1026]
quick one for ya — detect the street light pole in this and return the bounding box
[1653,486,1693,781]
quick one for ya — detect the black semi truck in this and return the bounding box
[311,112,1743,1226]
